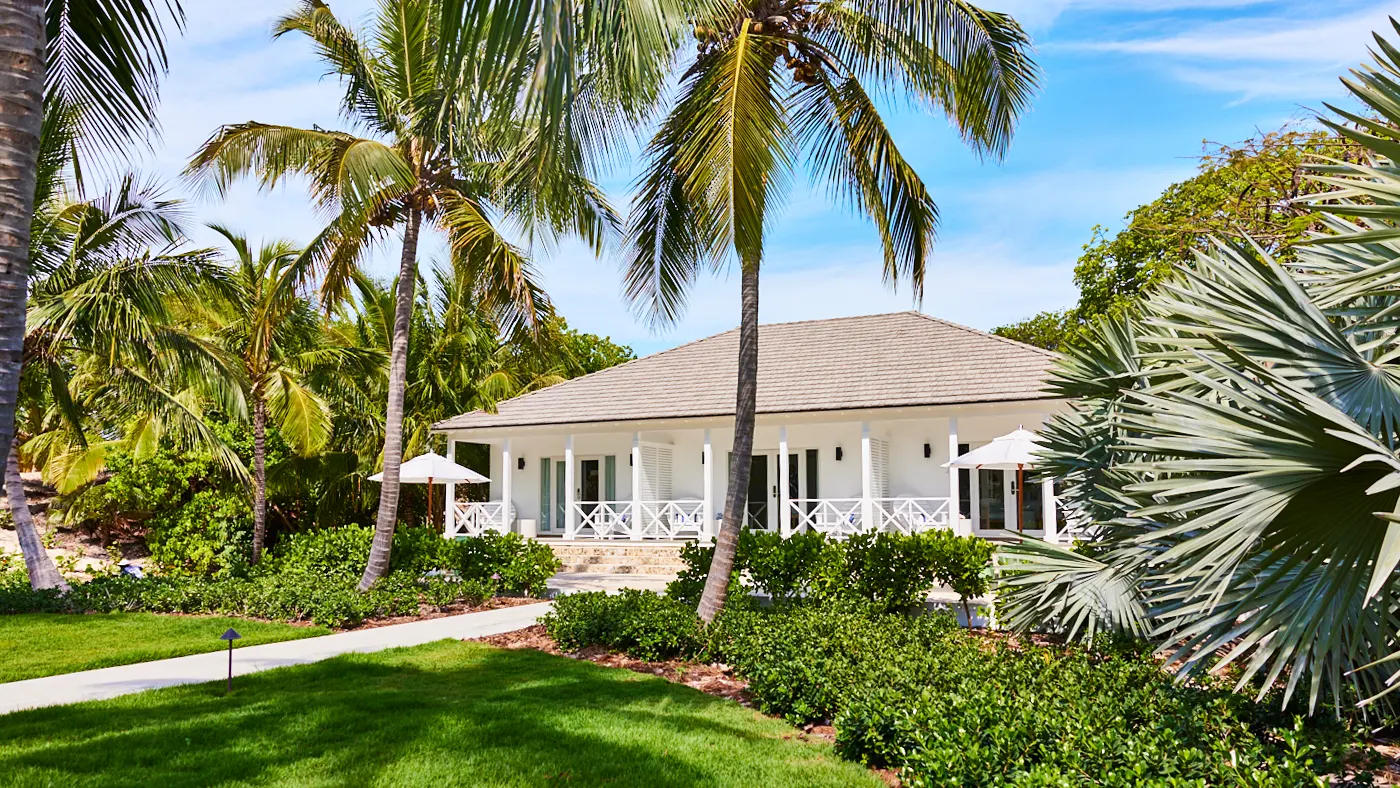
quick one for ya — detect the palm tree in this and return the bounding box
[203,226,351,563]
[0,0,184,497]
[16,161,244,589]
[997,22,1400,716]
[622,1,1039,621]
[187,0,686,589]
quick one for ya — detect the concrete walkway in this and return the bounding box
[547,571,674,595]
[0,602,552,716]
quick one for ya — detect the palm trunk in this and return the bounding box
[0,0,45,476]
[359,207,422,590]
[251,397,267,564]
[698,259,760,623]
[6,436,66,591]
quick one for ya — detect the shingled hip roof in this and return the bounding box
[434,311,1056,431]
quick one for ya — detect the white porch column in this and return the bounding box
[564,434,576,539]
[778,426,791,538]
[500,439,513,533]
[1043,477,1058,543]
[702,429,714,543]
[631,432,643,541]
[444,438,457,536]
[949,417,970,536]
[860,422,873,531]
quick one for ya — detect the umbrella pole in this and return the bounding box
[1017,465,1024,534]
[429,477,434,528]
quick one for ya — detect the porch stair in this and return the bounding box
[547,543,688,576]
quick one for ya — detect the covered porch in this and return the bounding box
[439,403,1065,544]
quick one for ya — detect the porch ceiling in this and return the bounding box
[435,311,1056,432]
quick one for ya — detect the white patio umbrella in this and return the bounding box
[944,427,1042,533]
[369,452,490,522]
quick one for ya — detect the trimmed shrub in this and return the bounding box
[542,589,704,661]
[707,603,1366,788]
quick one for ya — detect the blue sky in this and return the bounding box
[141,0,1397,354]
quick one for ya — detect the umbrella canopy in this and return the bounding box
[944,428,1041,470]
[368,452,490,484]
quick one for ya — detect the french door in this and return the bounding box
[972,465,1044,533]
[735,450,817,532]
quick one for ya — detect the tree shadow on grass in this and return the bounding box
[0,641,875,788]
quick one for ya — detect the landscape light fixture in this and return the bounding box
[219,628,242,695]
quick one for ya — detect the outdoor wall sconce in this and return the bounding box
[517,457,525,470]
[924,443,932,458]
[835,446,844,461]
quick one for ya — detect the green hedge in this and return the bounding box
[0,528,560,628]
[668,530,994,615]
[538,592,1373,786]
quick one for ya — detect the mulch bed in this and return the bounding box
[474,625,752,705]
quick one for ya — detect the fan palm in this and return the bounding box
[621,0,1039,621]
[188,0,687,588]
[997,21,1400,715]
[0,0,184,498]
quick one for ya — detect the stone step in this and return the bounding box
[554,553,683,567]
[559,562,681,576]
[547,545,686,558]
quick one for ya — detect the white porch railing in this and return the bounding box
[568,500,708,540]
[788,498,865,537]
[448,501,512,538]
[571,501,635,539]
[786,497,952,538]
[638,499,706,539]
[872,497,952,534]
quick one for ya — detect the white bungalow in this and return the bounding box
[433,312,1070,544]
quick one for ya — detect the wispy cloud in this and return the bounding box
[1057,1,1400,100]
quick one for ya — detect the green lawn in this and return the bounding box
[0,613,329,683]
[0,640,881,788]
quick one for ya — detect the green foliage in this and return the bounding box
[543,590,704,661]
[144,489,251,578]
[711,605,1369,787]
[669,529,994,618]
[991,309,1077,352]
[0,528,554,628]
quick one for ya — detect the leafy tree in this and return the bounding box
[994,127,1360,350]
[187,0,686,590]
[0,0,185,504]
[998,25,1400,716]
[621,0,1039,621]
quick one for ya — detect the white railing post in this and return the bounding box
[1043,477,1057,543]
[501,438,513,533]
[949,417,970,536]
[779,425,791,538]
[564,434,576,539]
[860,422,873,531]
[631,432,643,541]
[444,438,457,536]
[702,429,714,543]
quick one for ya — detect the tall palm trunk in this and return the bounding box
[251,396,267,564]
[6,437,67,590]
[0,0,45,474]
[698,260,760,623]
[359,207,422,590]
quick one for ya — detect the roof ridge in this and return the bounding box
[753,310,918,329]
[452,323,740,417]
[908,312,1057,358]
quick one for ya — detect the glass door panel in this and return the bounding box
[746,454,770,530]
[978,468,1005,530]
[580,458,600,515]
